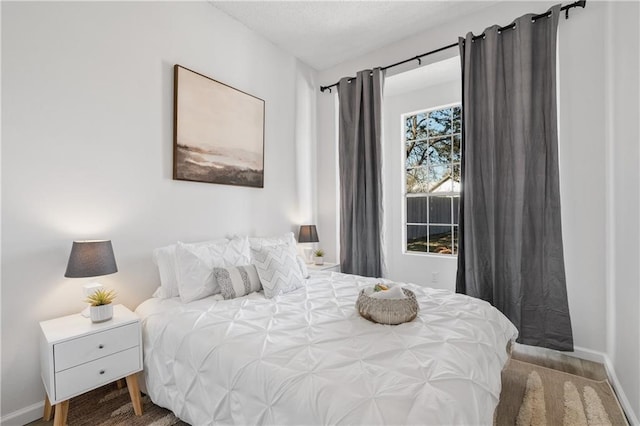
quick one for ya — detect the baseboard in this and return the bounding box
[1,400,43,426]
[602,356,640,426]
[572,346,639,425]
[571,345,607,363]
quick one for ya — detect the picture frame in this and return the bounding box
[173,65,265,188]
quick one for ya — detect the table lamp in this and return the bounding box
[65,240,118,317]
[298,225,319,263]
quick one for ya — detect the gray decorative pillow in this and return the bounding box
[213,264,262,300]
[251,243,305,299]
[248,232,310,278]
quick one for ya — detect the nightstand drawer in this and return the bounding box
[55,346,140,401]
[54,323,139,372]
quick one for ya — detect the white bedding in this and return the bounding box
[136,271,517,425]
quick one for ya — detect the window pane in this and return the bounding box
[453,226,459,254]
[428,165,452,193]
[428,108,453,137]
[405,113,428,141]
[452,164,460,192]
[407,225,428,252]
[403,104,461,258]
[429,196,451,224]
[406,167,429,193]
[406,141,429,168]
[428,136,452,165]
[453,196,460,224]
[429,226,453,254]
[452,135,461,162]
[407,197,428,224]
[453,106,462,133]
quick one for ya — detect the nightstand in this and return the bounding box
[39,304,143,425]
[307,262,341,272]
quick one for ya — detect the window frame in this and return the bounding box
[401,102,462,257]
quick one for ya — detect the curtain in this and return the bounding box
[455,4,573,351]
[337,68,384,277]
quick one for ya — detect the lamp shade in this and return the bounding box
[64,240,118,278]
[298,225,319,243]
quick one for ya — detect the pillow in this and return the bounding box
[153,238,229,298]
[248,232,297,249]
[214,264,262,300]
[251,243,305,299]
[152,286,165,298]
[175,236,251,303]
[249,232,310,278]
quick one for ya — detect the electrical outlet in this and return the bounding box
[431,272,439,283]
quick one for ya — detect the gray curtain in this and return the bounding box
[337,68,384,277]
[455,4,573,351]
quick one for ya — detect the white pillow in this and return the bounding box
[214,264,262,300]
[175,236,251,303]
[153,238,229,298]
[152,286,165,298]
[249,232,309,278]
[248,232,297,249]
[251,243,305,299]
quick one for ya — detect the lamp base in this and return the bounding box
[81,282,103,317]
[303,247,313,264]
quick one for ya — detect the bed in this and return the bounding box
[136,270,517,425]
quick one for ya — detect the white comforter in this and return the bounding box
[136,271,517,426]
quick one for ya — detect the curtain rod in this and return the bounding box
[319,0,586,93]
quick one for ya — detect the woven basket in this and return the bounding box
[356,288,419,325]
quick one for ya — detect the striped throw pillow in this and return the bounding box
[213,264,262,300]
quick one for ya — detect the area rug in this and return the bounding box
[28,384,188,426]
[495,359,629,426]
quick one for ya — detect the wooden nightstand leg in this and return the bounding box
[116,379,125,389]
[125,373,143,416]
[43,394,54,421]
[53,400,69,426]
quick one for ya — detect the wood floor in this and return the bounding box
[510,342,608,381]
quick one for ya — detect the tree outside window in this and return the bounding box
[404,104,461,255]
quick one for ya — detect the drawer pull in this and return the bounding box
[99,370,105,375]
[98,344,104,349]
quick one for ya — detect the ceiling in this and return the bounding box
[210,1,497,71]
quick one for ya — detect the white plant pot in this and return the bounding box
[90,304,113,323]
[314,256,324,265]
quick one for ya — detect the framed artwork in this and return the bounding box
[173,65,265,188]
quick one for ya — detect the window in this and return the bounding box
[404,104,461,255]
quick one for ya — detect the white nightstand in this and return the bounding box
[39,304,143,425]
[307,262,341,272]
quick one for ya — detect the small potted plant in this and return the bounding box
[85,288,116,323]
[313,248,325,266]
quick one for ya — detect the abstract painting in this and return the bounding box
[173,65,265,187]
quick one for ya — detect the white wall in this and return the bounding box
[1,1,316,421]
[606,1,640,419]
[383,80,460,288]
[317,1,639,421]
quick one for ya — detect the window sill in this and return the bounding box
[402,251,458,259]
